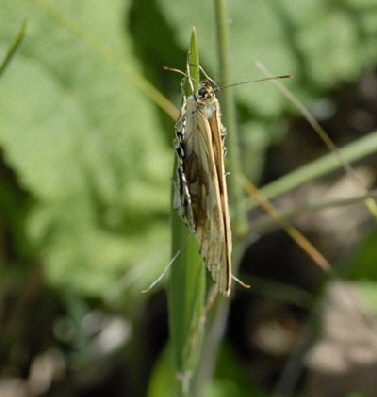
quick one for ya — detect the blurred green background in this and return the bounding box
[2,0,377,396]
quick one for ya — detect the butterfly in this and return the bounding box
[171,63,232,297]
[168,60,290,297]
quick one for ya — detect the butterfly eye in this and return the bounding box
[198,86,207,98]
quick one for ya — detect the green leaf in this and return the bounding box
[147,344,176,397]
[346,229,377,281]
[0,0,172,296]
[358,281,377,315]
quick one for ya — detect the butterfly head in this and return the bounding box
[197,81,216,100]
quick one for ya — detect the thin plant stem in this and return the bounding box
[0,21,27,77]
[189,2,249,396]
[214,0,248,239]
[248,129,377,211]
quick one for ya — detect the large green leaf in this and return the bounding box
[157,0,377,105]
[0,0,172,296]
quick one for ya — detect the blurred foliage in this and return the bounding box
[148,344,266,397]
[1,0,377,396]
[346,230,377,314]
[1,0,377,298]
[347,229,377,280]
[1,0,172,297]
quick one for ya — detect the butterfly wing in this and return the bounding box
[174,99,196,231]
[177,96,231,296]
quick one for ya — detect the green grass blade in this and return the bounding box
[167,29,206,394]
[248,129,377,210]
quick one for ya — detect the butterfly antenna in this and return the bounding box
[164,66,197,94]
[217,75,292,92]
[164,66,190,78]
